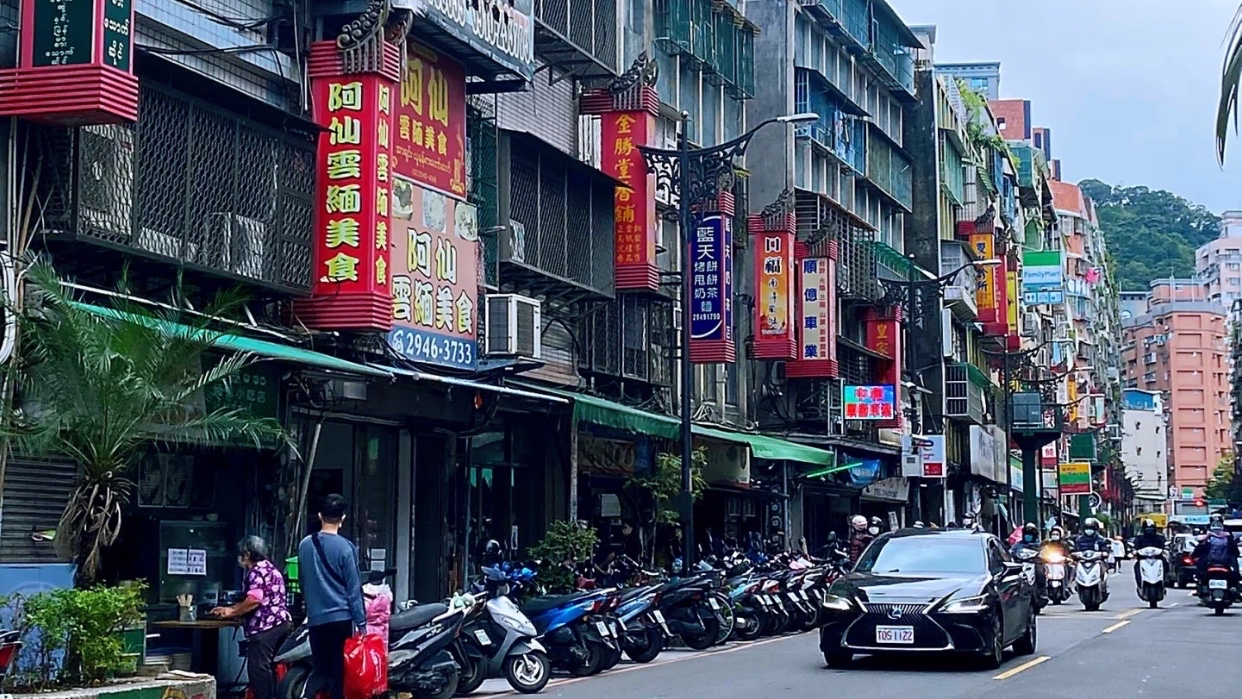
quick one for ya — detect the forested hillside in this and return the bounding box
[1078,180,1221,291]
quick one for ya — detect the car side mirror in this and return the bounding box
[1001,561,1023,577]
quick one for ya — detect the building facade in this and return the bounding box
[1121,389,1170,513]
[1123,280,1230,497]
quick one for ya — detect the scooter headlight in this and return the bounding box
[1042,551,1065,564]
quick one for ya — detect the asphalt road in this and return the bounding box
[474,562,1242,698]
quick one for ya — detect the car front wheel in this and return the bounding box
[979,613,1005,670]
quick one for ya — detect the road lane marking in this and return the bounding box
[1169,602,1180,608]
[1102,620,1131,634]
[1117,609,1142,619]
[993,656,1050,680]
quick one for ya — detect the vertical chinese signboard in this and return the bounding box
[0,0,139,124]
[787,241,838,378]
[385,40,477,371]
[863,305,902,427]
[1005,265,1021,349]
[294,41,399,332]
[971,232,999,325]
[600,111,659,291]
[388,184,479,370]
[391,40,467,199]
[750,206,796,360]
[689,213,735,363]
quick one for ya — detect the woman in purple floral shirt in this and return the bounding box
[211,536,292,699]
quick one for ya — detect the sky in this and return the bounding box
[888,0,1242,214]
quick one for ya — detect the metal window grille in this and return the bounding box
[35,84,315,294]
[795,191,880,301]
[468,103,500,289]
[507,140,614,295]
[534,0,618,71]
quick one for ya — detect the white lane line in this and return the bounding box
[1117,609,1142,620]
[1169,602,1180,608]
[993,656,1051,680]
[1102,620,1131,634]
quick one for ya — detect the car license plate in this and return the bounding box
[473,629,491,645]
[708,597,721,610]
[875,625,914,645]
[1210,579,1229,590]
[596,621,610,637]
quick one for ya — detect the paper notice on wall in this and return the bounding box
[186,549,207,576]
[167,548,189,575]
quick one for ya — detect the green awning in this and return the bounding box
[74,303,392,378]
[550,389,835,466]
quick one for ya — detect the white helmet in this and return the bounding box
[851,515,867,530]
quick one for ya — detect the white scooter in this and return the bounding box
[1135,546,1167,609]
[1074,550,1109,611]
[1041,546,1072,605]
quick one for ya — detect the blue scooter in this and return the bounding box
[521,587,619,677]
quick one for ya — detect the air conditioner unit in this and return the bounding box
[78,124,134,239]
[485,294,542,359]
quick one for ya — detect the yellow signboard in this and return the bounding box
[1058,461,1092,495]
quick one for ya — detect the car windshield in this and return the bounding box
[855,537,985,575]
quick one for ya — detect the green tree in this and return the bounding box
[626,447,707,565]
[2,262,293,587]
[1206,452,1238,501]
[1078,179,1220,290]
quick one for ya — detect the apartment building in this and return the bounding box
[1121,389,1169,512]
[1122,280,1231,496]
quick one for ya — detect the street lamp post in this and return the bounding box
[641,111,817,575]
[882,254,1000,525]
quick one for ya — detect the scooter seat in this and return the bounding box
[390,602,448,632]
[522,593,589,616]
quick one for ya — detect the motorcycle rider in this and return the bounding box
[1010,523,1045,597]
[847,515,874,565]
[1073,518,1111,555]
[1192,514,1240,594]
[869,516,885,535]
[1131,518,1167,591]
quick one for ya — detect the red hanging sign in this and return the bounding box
[787,240,839,378]
[391,40,467,199]
[0,0,139,124]
[749,209,796,360]
[863,305,903,428]
[600,111,659,291]
[293,41,399,332]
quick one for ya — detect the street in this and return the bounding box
[475,563,1240,698]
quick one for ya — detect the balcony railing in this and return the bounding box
[795,190,881,302]
[34,83,316,295]
[861,11,915,95]
[865,135,913,210]
[794,69,866,173]
[534,0,619,77]
[654,0,755,97]
[940,134,965,205]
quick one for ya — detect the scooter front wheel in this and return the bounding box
[504,651,551,694]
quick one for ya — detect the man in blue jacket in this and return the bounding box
[299,494,366,699]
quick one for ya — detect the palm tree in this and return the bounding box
[2,261,294,586]
[1217,7,1242,163]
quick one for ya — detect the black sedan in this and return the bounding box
[818,529,1037,669]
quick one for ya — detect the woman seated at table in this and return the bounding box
[211,536,293,699]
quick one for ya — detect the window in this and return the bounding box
[1137,447,1142,455]
[997,117,1007,131]
[856,537,986,575]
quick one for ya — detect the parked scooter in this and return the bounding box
[521,587,618,677]
[1073,550,1109,611]
[275,598,465,699]
[1135,546,1167,609]
[453,567,551,695]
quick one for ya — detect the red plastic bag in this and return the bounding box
[343,633,388,699]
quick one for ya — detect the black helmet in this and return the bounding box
[1142,518,1156,533]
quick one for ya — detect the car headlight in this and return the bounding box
[939,595,990,614]
[821,594,854,611]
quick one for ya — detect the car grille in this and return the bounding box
[864,603,927,615]
[844,605,951,650]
